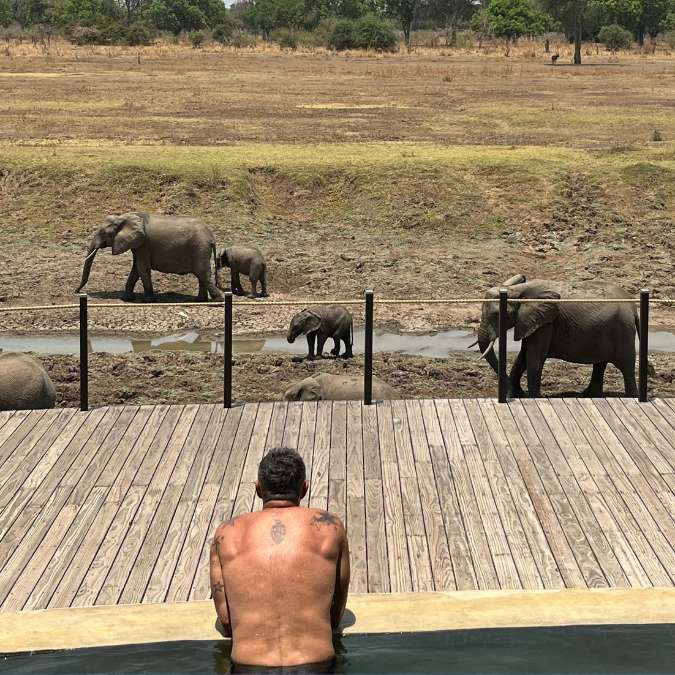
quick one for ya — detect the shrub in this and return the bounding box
[212,22,232,43]
[597,24,632,51]
[352,14,397,51]
[271,26,297,49]
[665,30,675,49]
[229,29,256,47]
[124,22,152,45]
[0,0,12,27]
[189,29,204,47]
[329,18,354,50]
[68,25,101,44]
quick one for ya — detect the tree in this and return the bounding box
[598,21,633,48]
[386,0,420,48]
[147,0,205,32]
[486,0,550,54]
[0,0,13,25]
[538,0,593,64]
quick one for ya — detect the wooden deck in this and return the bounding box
[0,398,674,613]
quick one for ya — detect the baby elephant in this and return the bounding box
[287,305,353,360]
[218,246,268,299]
[0,353,56,410]
[284,373,399,402]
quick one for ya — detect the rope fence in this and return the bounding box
[0,289,672,409]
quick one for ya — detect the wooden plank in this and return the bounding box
[240,402,274,513]
[376,402,412,593]
[22,487,109,611]
[364,478,389,593]
[72,485,146,607]
[282,401,302,449]
[167,483,220,602]
[495,402,587,588]
[309,401,331,511]
[328,402,347,523]
[619,400,675,471]
[0,486,72,606]
[664,473,675,492]
[0,408,78,509]
[433,400,497,589]
[538,400,652,587]
[297,402,317,508]
[462,399,539,590]
[419,399,478,590]
[480,400,563,589]
[652,399,675,434]
[608,399,674,474]
[0,410,36,471]
[404,400,454,591]
[521,400,628,588]
[391,401,433,592]
[345,401,367,593]
[362,403,381,479]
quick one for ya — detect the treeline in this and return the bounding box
[1,0,674,57]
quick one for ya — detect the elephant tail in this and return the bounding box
[212,243,223,290]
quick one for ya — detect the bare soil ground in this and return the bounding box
[0,45,673,401]
[41,351,675,408]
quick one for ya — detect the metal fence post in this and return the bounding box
[224,293,233,409]
[79,293,88,412]
[639,289,650,402]
[498,288,508,403]
[364,290,374,405]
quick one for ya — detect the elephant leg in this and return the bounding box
[248,275,258,300]
[196,278,209,302]
[509,346,527,398]
[137,261,155,301]
[123,264,139,301]
[524,327,552,398]
[330,338,340,357]
[306,333,317,360]
[233,271,246,296]
[316,335,328,358]
[260,273,269,298]
[202,269,223,302]
[617,359,638,397]
[342,330,354,358]
[582,362,608,397]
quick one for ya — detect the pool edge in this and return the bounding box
[1,588,674,654]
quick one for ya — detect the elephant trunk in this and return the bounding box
[75,238,100,293]
[477,322,499,375]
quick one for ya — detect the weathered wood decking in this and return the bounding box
[0,398,674,613]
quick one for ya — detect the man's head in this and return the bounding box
[256,447,308,504]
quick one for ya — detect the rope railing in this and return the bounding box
[1,289,671,409]
[1,297,675,313]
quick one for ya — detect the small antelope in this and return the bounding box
[551,53,560,65]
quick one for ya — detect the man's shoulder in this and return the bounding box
[215,512,255,537]
[306,508,346,534]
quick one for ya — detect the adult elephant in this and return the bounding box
[75,213,223,302]
[284,373,399,402]
[0,353,56,410]
[476,274,639,398]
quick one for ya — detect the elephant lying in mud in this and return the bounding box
[0,353,56,410]
[218,246,268,299]
[287,305,353,360]
[76,213,223,302]
[284,373,400,401]
[476,274,639,398]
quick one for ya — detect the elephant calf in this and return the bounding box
[218,246,268,299]
[0,353,56,410]
[287,305,353,360]
[284,373,399,402]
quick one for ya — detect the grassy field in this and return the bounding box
[0,43,674,400]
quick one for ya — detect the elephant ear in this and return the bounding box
[514,289,561,341]
[299,378,322,401]
[299,310,322,334]
[112,214,146,255]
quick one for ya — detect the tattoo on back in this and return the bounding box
[271,519,286,544]
[211,582,224,595]
[312,511,339,530]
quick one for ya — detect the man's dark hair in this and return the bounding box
[258,447,306,501]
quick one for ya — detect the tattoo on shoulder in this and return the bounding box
[271,519,286,544]
[312,511,339,530]
[224,515,239,527]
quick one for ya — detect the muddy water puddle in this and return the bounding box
[3,328,675,357]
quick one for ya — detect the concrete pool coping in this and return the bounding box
[1,588,674,654]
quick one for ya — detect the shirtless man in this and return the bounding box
[210,447,350,672]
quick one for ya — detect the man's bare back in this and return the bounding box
[210,448,350,670]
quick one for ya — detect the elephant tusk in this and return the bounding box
[82,248,98,263]
[467,339,479,349]
[478,339,496,361]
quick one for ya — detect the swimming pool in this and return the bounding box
[1,625,674,674]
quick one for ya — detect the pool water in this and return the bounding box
[1,625,674,674]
